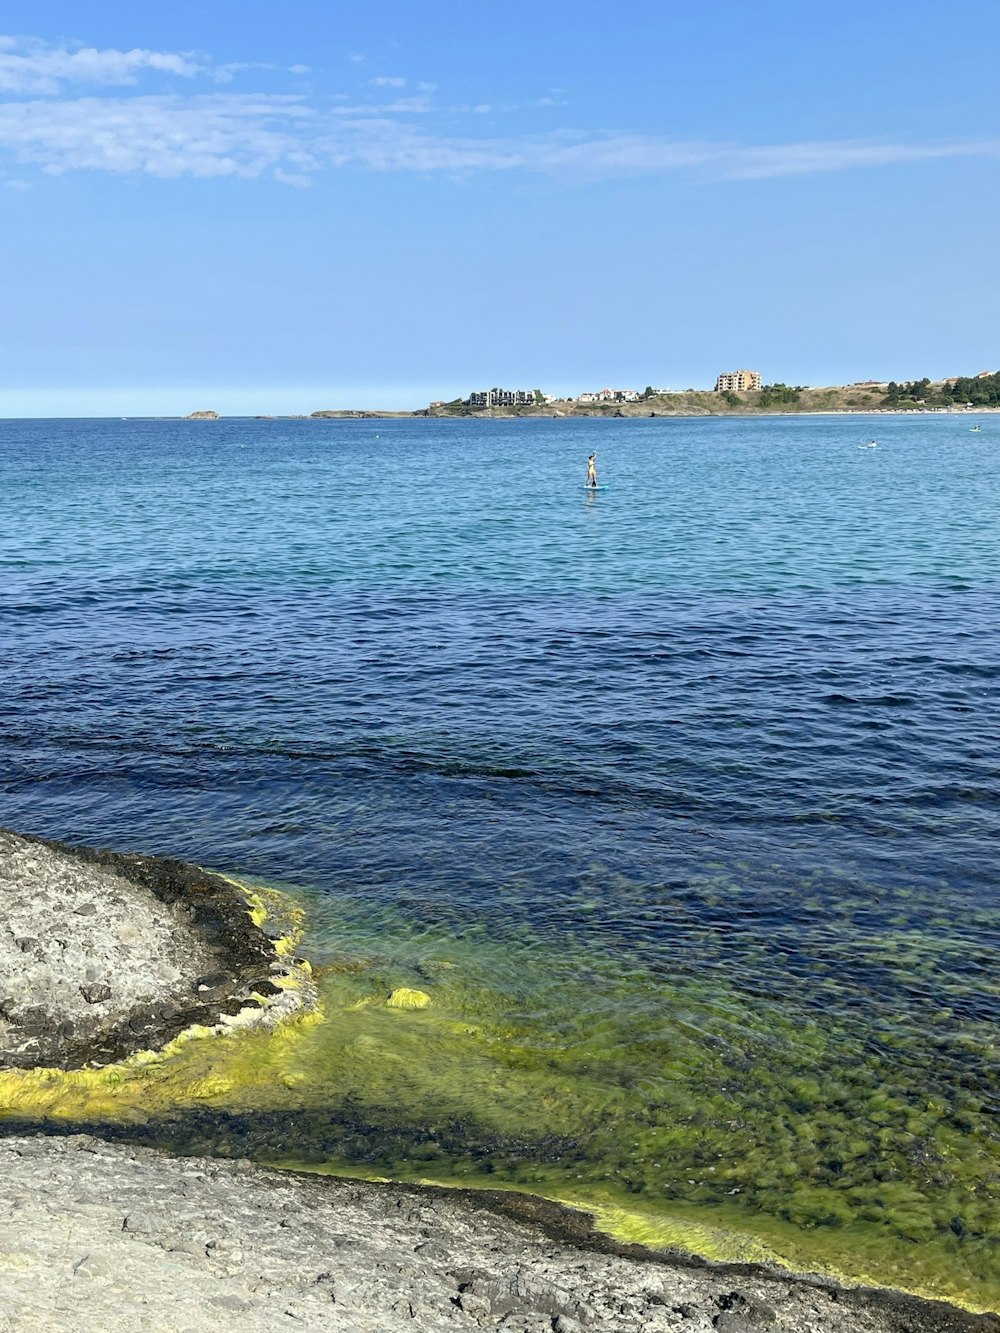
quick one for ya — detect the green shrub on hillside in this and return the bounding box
[759,383,801,408]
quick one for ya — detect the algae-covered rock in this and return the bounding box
[0,829,310,1070]
[386,988,430,1010]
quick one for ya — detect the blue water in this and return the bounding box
[3,415,997,891]
[2,414,1000,1298]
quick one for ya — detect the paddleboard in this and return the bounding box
[582,485,608,491]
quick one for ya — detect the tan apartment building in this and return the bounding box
[715,369,762,393]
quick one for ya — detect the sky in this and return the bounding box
[0,0,997,415]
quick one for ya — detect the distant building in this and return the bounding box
[578,388,640,403]
[850,380,886,388]
[715,369,762,393]
[976,370,997,379]
[468,387,537,408]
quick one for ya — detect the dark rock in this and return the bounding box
[80,984,112,1004]
[715,1291,776,1325]
[195,973,232,991]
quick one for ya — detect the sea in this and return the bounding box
[1,413,999,1308]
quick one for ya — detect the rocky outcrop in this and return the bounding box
[0,1135,993,1333]
[0,831,310,1069]
[309,410,422,419]
[185,410,220,419]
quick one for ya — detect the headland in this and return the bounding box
[185,369,1000,420]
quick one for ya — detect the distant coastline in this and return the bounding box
[182,374,1000,421]
[179,404,1000,421]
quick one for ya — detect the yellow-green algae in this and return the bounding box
[0,875,322,1121]
[1,876,998,1314]
[386,987,431,1010]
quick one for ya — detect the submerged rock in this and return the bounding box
[386,987,431,1010]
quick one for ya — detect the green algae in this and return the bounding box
[1,873,999,1313]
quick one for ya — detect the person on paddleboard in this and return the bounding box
[586,452,598,488]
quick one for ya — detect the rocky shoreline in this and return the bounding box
[184,406,1000,422]
[0,1135,995,1333]
[0,830,313,1070]
[0,832,996,1330]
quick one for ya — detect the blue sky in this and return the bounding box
[0,0,997,414]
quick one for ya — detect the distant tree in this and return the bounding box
[642,385,655,400]
[879,371,1000,408]
[949,371,1000,406]
[758,382,800,408]
[722,390,741,408]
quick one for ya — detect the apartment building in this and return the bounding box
[715,370,762,393]
[467,387,537,407]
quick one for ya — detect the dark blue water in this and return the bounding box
[3,416,997,917]
[2,414,1000,1301]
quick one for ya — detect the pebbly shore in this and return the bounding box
[0,831,996,1331]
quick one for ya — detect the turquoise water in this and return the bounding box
[2,413,1000,1303]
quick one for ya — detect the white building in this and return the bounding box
[467,387,537,408]
[579,388,641,403]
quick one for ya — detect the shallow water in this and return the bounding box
[1,414,999,1305]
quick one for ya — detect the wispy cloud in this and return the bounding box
[0,35,995,186]
[0,94,316,179]
[0,37,204,95]
[505,133,1000,182]
[321,124,1000,182]
[719,138,1000,179]
[332,95,436,117]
